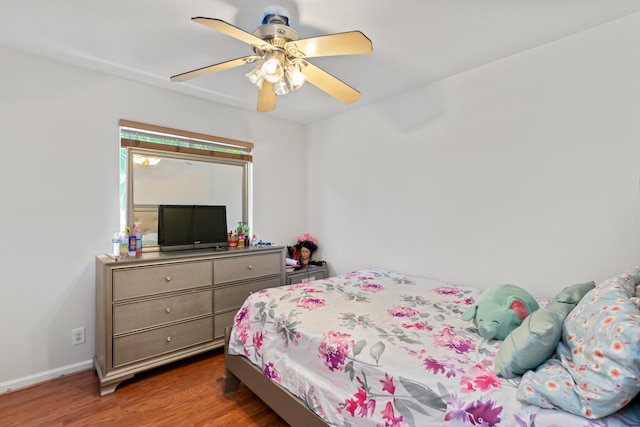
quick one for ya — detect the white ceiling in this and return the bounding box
[2,1,640,125]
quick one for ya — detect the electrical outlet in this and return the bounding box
[72,327,85,345]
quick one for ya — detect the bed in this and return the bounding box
[223,268,640,426]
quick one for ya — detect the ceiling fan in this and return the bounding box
[171,6,373,112]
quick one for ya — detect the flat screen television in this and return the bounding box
[157,204,229,252]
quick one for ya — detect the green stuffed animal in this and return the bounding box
[462,284,540,340]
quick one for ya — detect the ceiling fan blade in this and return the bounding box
[257,81,277,112]
[302,62,360,104]
[288,31,372,58]
[192,17,267,48]
[171,56,260,82]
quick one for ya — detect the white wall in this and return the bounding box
[0,47,307,390]
[308,13,640,298]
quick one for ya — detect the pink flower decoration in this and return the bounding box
[297,232,318,245]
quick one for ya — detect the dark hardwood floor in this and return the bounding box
[0,349,289,426]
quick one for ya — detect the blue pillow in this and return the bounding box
[517,270,640,419]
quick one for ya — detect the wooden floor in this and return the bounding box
[0,349,288,426]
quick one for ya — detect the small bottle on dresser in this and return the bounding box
[128,227,136,256]
[134,224,142,255]
[119,229,129,258]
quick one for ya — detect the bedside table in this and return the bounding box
[286,264,329,284]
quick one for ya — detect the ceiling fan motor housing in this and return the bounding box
[252,23,299,55]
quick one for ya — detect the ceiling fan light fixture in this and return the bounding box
[273,79,289,96]
[261,57,284,83]
[245,64,265,88]
[285,66,307,91]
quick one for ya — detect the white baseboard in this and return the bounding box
[0,359,93,394]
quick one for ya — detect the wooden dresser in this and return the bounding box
[94,246,285,396]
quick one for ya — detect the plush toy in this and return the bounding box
[462,284,540,340]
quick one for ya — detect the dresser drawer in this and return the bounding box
[113,261,212,301]
[113,317,213,367]
[287,265,329,284]
[214,311,238,340]
[213,276,282,313]
[113,290,213,335]
[214,252,282,285]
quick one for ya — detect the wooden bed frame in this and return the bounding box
[223,327,328,427]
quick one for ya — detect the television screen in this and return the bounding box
[158,205,229,251]
[158,205,193,247]
[192,205,228,247]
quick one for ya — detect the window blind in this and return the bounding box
[119,119,253,162]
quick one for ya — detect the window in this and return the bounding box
[119,120,253,250]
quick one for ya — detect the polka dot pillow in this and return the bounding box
[516,268,640,419]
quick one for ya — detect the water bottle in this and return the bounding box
[111,232,121,259]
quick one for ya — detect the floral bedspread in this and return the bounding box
[227,269,640,427]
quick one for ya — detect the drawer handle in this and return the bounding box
[165,276,172,282]
[166,336,172,342]
[248,265,253,270]
[166,307,172,313]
